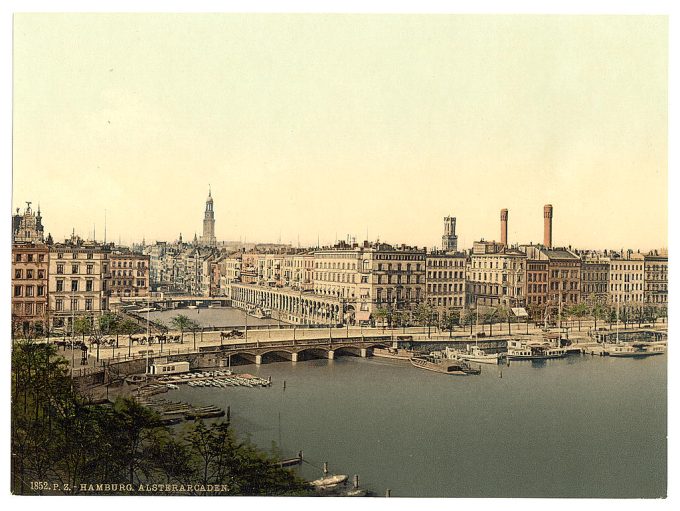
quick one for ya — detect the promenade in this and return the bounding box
[38,318,667,374]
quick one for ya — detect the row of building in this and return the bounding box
[11,203,150,335]
[11,195,668,335]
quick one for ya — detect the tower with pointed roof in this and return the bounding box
[200,186,217,247]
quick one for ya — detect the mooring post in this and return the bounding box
[323,462,328,475]
[353,474,359,489]
[385,489,391,497]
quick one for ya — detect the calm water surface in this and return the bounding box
[172,352,666,498]
[148,307,278,328]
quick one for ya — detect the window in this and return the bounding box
[14,269,22,279]
[71,299,78,311]
[27,254,33,262]
[71,265,78,274]
[71,280,78,292]
[37,286,45,296]
[87,264,93,275]
[87,252,93,260]
[86,280,93,292]
[72,252,77,259]
[25,303,33,315]
[38,270,45,279]
[38,254,45,262]
[55,299,63,311]
[85,298,93,311]
[56,280,64,292]
[56,264,64,274]
[26,269,34,279]
[26,286,34,297]
[15,254,21,262]
[14,285,22,297]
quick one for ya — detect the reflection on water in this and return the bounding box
[171,352,666,498]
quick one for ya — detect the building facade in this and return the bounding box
[644,251,668,307]
[110,251,150,298]
[425,251,467,317]
[466,242,526,308]
[12,243,49,336]
[48,236,112,330]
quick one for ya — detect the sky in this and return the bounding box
[11,14,668,251]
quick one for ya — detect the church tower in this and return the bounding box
[201,187,217,247]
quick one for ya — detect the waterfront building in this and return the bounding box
[441,216,458,252]
[314,240,427,322]
[47,234,112,331]
[466,241,526,308]
[11,242,49,336]
[608,251,645,305]
[425,251,467,319]
[240,252,265,285]
[520,246,581,316]
[525,259,549,314]
[12,202,45,243]
[580,254,610,306]
[110,250,150,299]
[644,250,668,307]
[199,188,217,248]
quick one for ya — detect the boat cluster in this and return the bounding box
[187,375,270,388]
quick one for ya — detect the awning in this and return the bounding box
[355,310,371,321]
[511,307,529,317]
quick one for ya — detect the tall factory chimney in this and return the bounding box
[500,209,508,246]
[543,204,553,248]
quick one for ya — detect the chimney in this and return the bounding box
[543,204,553,248]
[500,209,508,246]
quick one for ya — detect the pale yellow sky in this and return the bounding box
[12,14,667,251]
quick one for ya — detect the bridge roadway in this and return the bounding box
[193,336,392,364]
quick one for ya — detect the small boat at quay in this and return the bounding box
[606,342,666,358]
[442,345,503,365]
[506,339,567,360]
[410,354,481,375]
[310,474,348,489]
[372,347,415,360]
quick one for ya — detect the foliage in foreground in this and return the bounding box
[11,341,311,496]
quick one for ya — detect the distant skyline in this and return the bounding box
[12,14,667,251]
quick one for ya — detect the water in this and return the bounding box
[171,353,667,498]
[147,307,278,329]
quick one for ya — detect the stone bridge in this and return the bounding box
[173,336,392,366]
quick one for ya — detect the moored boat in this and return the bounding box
[410,354,481,375]
[443,345,503,365]
[506,339,567,360]
[606,342,666,358]
[310,474,348,489]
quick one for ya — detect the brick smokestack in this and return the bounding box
[500,208,508,246]
[543,204,553,248]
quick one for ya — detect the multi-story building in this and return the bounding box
[644,250,668,307]
[48,235,112,331]
[217,254,242,298]
[521,246,581,312]
[425,251,467,318]
[580,255,610,305]
[466,241,526,308]
[313,241,427,322]
[12,242,49,336]
[110,250,150,298]
[525,259,549,312]
[608,251,645,305]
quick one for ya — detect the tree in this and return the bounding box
[442,308,460,338]
[171,314,192,343]
[414,303,435,338]
[570,303,588,332]
[496,305,513,335]
[11,340,312,496]
[73,316,92,341]
[374,307,388,333]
